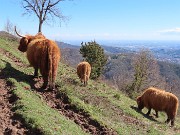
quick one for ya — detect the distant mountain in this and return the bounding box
[101,45,133,54]
[56,41,132,54]
[0,31,19,41]
[153,48,180,64]
[56,41,80,49]
[56,41,132,68]
[60,47,83,68]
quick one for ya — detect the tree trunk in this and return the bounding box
[38,22,42,32]
[38,20,42,32]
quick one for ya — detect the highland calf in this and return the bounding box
[137,87,179,126]
[15,27,60,90]
[77,61,91,86]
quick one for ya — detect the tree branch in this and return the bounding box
[23,0,40,18]
[22,0,70,32]
[49,0,62,7]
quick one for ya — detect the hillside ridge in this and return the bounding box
[0,36,180,134]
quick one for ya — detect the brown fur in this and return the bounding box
[137,87,179,126]
[18,33,60,90]
[77,61,91,86]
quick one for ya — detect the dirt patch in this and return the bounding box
[0,78,33,135]
[0,47,42,134]
[35,89,117,135]
[0,48,25,67]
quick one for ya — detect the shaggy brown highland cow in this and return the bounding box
[77,61,91,86]
[15,27,60,90]
[137,87,179,126]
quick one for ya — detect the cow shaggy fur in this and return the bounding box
[137,87,179,126]
[77,61,91,86]
[18,33,60,90]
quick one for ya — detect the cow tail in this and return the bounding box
[84,65,87,86]
[174,98,179,116]
[47,45,53,87]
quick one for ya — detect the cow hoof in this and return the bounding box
[41,85,47,90]
[37,88,44,92]
[48,84,56,91]
[46,87,53,92]
[33,75,38,78]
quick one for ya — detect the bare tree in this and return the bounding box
[4,19,14,34]
[4,19,21,36]
[22,0,68,32]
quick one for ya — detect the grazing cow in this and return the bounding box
[137,87,179,126]
[77,61,91,86]
[15,27,60,90]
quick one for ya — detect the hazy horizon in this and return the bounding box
[1,0,180,41]
[60,39,180,48]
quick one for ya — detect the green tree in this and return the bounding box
[80,41,107,79]
[126,49,162,98]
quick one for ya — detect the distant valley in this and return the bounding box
[58,40,180,98]
[58,40,180,64]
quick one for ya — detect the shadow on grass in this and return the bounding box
[0,61,36,90]
[131,105,158,122]
[0,61,44,134]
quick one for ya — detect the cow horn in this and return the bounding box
[14,26,24,37]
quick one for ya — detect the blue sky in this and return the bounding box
[1,0,180,43]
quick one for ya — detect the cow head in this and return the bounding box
[15,26,45,52]
[15,26,29,52]
[18,36,31,52]
[136,96,144,110]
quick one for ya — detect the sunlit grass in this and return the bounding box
[0,37,180,134]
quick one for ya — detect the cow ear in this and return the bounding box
[25,36,35,44]
[24,38,29,45]
[20,37,29,45]
[137,96,141,103]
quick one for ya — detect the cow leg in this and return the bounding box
[34,67,38,77]
[80,74,83,84]
[48,81,55,90]
[165,118,170,124]
[155,110,159,118]
[171,118,175,126]
[51,83,55,90]
[84,76,88,86]
[80,79,83,85]
[41,76,48,90]
[50,66,57,90]
[85,81,88,86]
[165,112,171,124]
[169,112,175,126]
[166,112,175,126]
[146,108,151,116]
[83,81,86,86]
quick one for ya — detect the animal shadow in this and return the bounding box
[0,61,36,90]
[130,105,158,122]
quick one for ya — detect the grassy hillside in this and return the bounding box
[0,36,180,134]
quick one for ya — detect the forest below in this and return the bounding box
[57,40,180,100]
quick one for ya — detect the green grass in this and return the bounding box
[0,37,180,134]
[11,78,88,135]
[0,38,88,135]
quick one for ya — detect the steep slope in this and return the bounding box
[58,41,180,100]
[0,36,180,134]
